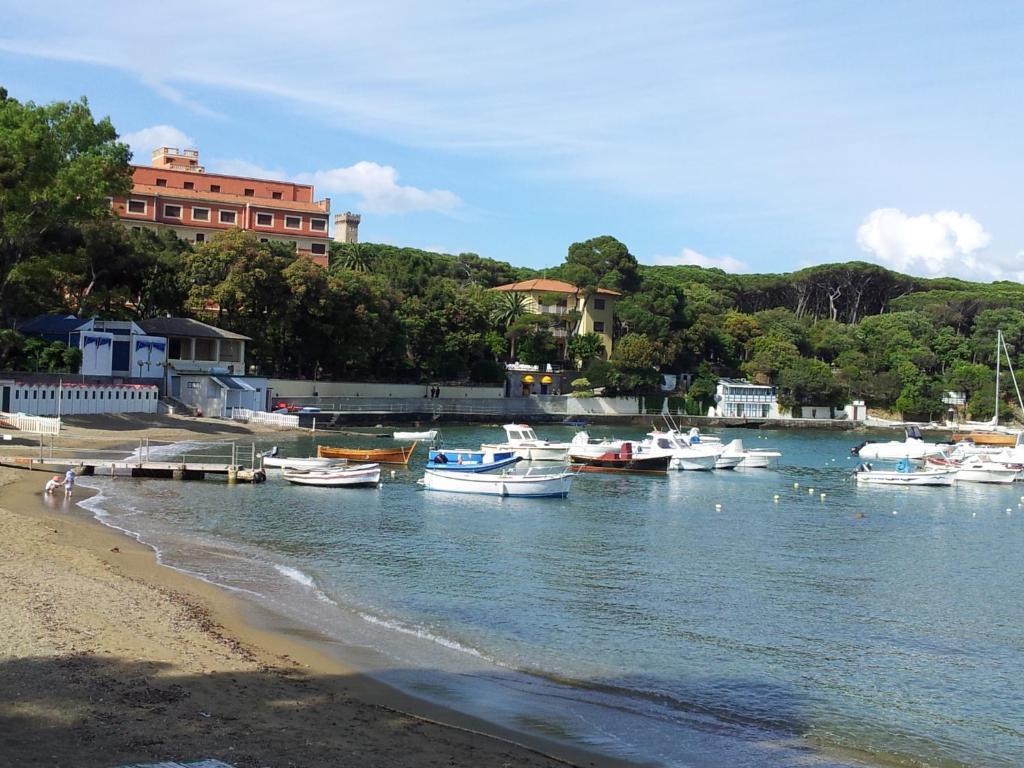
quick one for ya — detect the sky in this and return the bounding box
[2,1,1023,279]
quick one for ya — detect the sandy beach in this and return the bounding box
[0,417,629,768]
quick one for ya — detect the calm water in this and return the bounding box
[68,426,1023,767]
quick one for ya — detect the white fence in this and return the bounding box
[230,408,300,428]
[0,412,61,435]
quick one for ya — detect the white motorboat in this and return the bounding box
[393,430,439,441]
[853,427,947,461]
[263,456,346,470]
[643,430,718,471]
[480,424,571,461]
[854,459,956,486]
[929,455,1018,484]
[283,463,381,487]
[421,466,574,497]
[567,431,624,460]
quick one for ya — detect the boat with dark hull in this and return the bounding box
[569,442,670,474]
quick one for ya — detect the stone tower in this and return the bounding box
[334,211,361,243]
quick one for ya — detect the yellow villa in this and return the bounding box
[489,278,621,359]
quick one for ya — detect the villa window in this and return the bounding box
[310,218,327,232]
[594,299,606,310]
[311,243,327,255]
[163,204,182,219]
[210,184,221,193]
[195,233,206,243]
[244,188,255,197]
[255,213,273,227]
[594,321,605,332]
[191,207,210,221]
[219,210,237,224]
[272,191,283,200]
[156,178,167,187]
[284,215,302,229]
[183,181,194,190]
[127,199,146,214]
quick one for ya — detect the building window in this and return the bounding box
[210,184,221,193]
[284,215,302,229]
[219,210,237,224]
[260,238,269,243]
[131,226,142,233]
[311,242,327,255]
[594,298,606,310]
[195,233,206,243]
[272,191,283,200]
[594,321,605,332]
[310,218,327,232]
[164,204,182,219]
[255,213,274,227]
[191,207,210,221]
[244,188,255,197]
[127,199,147,214]
[184,181,194,190]
[156,178,167,187]
[194,338,214,360]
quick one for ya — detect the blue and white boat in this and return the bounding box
[426,448,521,473]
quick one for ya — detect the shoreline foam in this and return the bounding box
[0,461,629,768]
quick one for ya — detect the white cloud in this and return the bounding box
[856,208,997,277]
[296,162,462,215]
[121,124,194,160]
[652,247,749,273]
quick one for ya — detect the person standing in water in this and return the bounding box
[63,468,75,498]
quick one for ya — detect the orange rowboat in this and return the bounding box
[951,431,1019,447]
[317,442,417,464]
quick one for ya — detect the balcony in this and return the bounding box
[537,304,569,315]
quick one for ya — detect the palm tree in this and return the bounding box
[491,291,530,360]
[339,243,372,273]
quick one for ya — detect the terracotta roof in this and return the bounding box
[489,279,621,296]
[127,185,330,214]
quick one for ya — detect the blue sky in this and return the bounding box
[2,1,1023,279]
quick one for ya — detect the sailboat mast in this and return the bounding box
[994,329,1002,426]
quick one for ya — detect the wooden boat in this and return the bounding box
[393,430,438,441]
[317,442,417,464]
[427,449,520,473]
[570,442,670,474]
[950,430,1019,447]
[422,466,574,497]
[283,463,381,487]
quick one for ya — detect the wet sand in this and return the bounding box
[0,417,636,768]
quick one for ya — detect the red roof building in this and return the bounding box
[111,147,341,267]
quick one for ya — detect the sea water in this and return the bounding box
[69,427,1024,767]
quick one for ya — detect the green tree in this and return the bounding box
[558,235,640,294]
[0,90,131,322]
[776,358,843,411]
[490,291,530,359]
[742,334,800,383]
[567,332,606,366]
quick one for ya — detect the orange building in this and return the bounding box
[111,147,339,267]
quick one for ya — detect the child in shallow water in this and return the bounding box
[44,475,61,494]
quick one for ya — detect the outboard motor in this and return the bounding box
[851,441,868,456]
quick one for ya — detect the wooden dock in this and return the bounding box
[0,455,266,483]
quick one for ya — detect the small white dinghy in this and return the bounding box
[283,463,381,487]
[263,456,346,470]
[393,430,439,441]
[421,466,574,497]
[855,459,956,486]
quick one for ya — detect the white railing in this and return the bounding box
[0,412,61,435]
[230,408,299,428]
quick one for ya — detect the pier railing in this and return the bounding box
[0,412,61,435]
